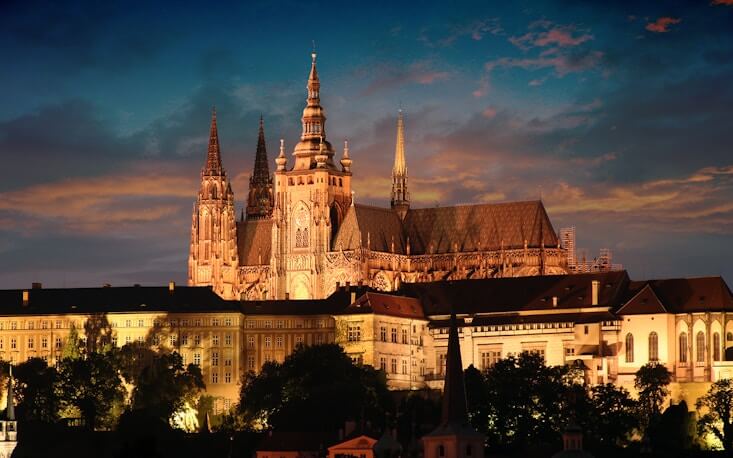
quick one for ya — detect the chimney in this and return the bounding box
[350,291,356,304]
[169,281,176,293]
[22,290,29,306]
[591,280,600,306]
[552,296,558,307]
[285,292,290,300]
[31,282,42,289]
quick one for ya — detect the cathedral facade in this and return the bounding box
[188,52,568,300]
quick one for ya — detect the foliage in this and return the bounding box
[82,314,115,354]
[697,378,733,450]
[61,323,83,360]
[464,364,491,433]
[13,357,60,423]
[129,350,205,424]
[584,383,639,448]
[238,343,391,432]
[57,352,126,429]
[634,362,672,428]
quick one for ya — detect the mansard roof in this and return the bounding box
[0,286,234,316]
[237,218,272,265]
[404,200,558,254]
[624,277,733,314]
[339,292,426,319]
[400,271,630,316]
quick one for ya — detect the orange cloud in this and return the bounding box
[645,17,682,33]
[711,0,733,5]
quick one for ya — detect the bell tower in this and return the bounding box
[188,109,240,299]
[271,52,353,299]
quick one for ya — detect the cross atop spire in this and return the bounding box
[204,107,223,175]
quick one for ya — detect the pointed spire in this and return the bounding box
[6,364,14,421]
[308,50,320,103]
[391,109,409,217]
[441,312,469,427]
[293,50,332,169]
[340,139,352,172]
[204,107,223,175]
[393,109,406,176]
[246,116,274,220]
[275,138,287,171]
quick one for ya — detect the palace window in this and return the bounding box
[679,332,688,363]
[481,351,501,370]
[247,336,255,349]
[380,357,386,371]
[27,337,34,349]
[295,336,303,346]
[55,337,62,349]
[126,336,132,345]
[391,328,397,343]
[265,337,272,348]
[380,327,387,342]
[347,325,361,342]
[55,320,62,329]
[224,318,232,327]
[247,355,255,370]
[41,337,48,349]
[697,331,706,362]
[276,336,283,348]
[194,334,201,346]
[315,334,323,345]
[391,358,397,374]
[212,334,219,346]
[41,321,48,330]
[212,318,220,327]
[112,336,118,347]
[224,356,232,367]
[211,372,218,384]
[625,333,634,363]
[401,328,408,344]
[225,372,231,384]
[438,353,447,375]
[212,352,219,366]
[181,334,188,346]
[138,319,144,327]
[193,353,201,366]
[402,359,408,375]
[225,334,232,346]
[194,319,202,327]
[648,332,659,362]
[714,332,721,361]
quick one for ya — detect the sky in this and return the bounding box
[1,0,732,289]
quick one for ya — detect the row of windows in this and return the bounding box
[0,317,238,331]
[246,334,327,349]
[286,176,344,187]
[245,319,329,329]
[379,357,414,375]
[379,327,410,344]
[625,331,725,364]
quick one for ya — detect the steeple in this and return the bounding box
[5,365,14,422]
[204,108,223,175]
[293,51,334,170]
[246,116,274,220]
[441,312,469,426]
[390,109,409,218]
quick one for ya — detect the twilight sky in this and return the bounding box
[1,0,732,288]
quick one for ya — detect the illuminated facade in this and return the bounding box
[188,52,568,301]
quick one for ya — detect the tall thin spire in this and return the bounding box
[391,109,409,217]
[6,365,14,421]
[293,51,333,170]
[204,107,223,175]
[246,116,274,220]
[441,312,468,426]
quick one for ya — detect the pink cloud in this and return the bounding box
[645,17,682,33]
[711,0,733,5]
[510,24,593,50]
[535,28,593,47]
[486,50,603,77]
[482,107,497,119]
[361,61,452,96]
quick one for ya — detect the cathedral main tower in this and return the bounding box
[271,52,353,299]
[188,109,240,298]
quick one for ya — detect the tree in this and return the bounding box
[697,378,733,450]
[83,313,115,354]
[239,343,391,432]
[584,383,638,448]
[464,365,490,433]
[57,353,126,429]
[482,352,577,450]
[61,323,83,360]
[130,351,205,425]
[13,357,60,423]
[634,362,672,428]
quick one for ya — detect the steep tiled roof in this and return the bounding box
[633,277,733,313]
[332,204,405,253]
[429,311,618,329]
[616,284,668,315]
[0,286,234,316]
[339,292,425,319]
[237,219,272,265]
[404,200,558,254]
[401,271,630,316]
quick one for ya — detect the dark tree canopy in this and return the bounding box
[697,378,733,451]
[13,357,60,423]
[634,362,672,428]
[239,343,391,432]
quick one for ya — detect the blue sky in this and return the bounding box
[1,0,732,288]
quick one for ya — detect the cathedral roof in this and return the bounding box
[339,292,425,319]
[330,200,558,256]
[404,200,557,254]
[236,219,272,265]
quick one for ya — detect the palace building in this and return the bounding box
[187,52,567,301]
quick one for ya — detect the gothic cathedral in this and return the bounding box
[189,52,568,300]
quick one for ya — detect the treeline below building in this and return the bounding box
[6,342,733,457]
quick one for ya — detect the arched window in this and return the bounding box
[679,332,688,363]
[302,228,309,247]
[714,332,721,361]
[649,332,659,362]
[625,333,634,363]
[295,229,303,248]
[697,331,706,362]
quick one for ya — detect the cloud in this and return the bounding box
[418,18,503,47]
[360,61,453,96]
[711,0,733,5]
[645,17,682,33]
[486,49,604,77]
[510,24,593,50]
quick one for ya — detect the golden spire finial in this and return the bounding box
[311,40,317,63]
[275,138,287,171]
[340,139,352,172]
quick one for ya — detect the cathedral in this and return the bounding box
[187,52,568,300]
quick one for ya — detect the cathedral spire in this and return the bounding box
[390,109,409,218]
[5,365,14,421]
[293,51,334,170]
[441,312,468,426]
[246,116,274,220]
[204,107,223,175]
